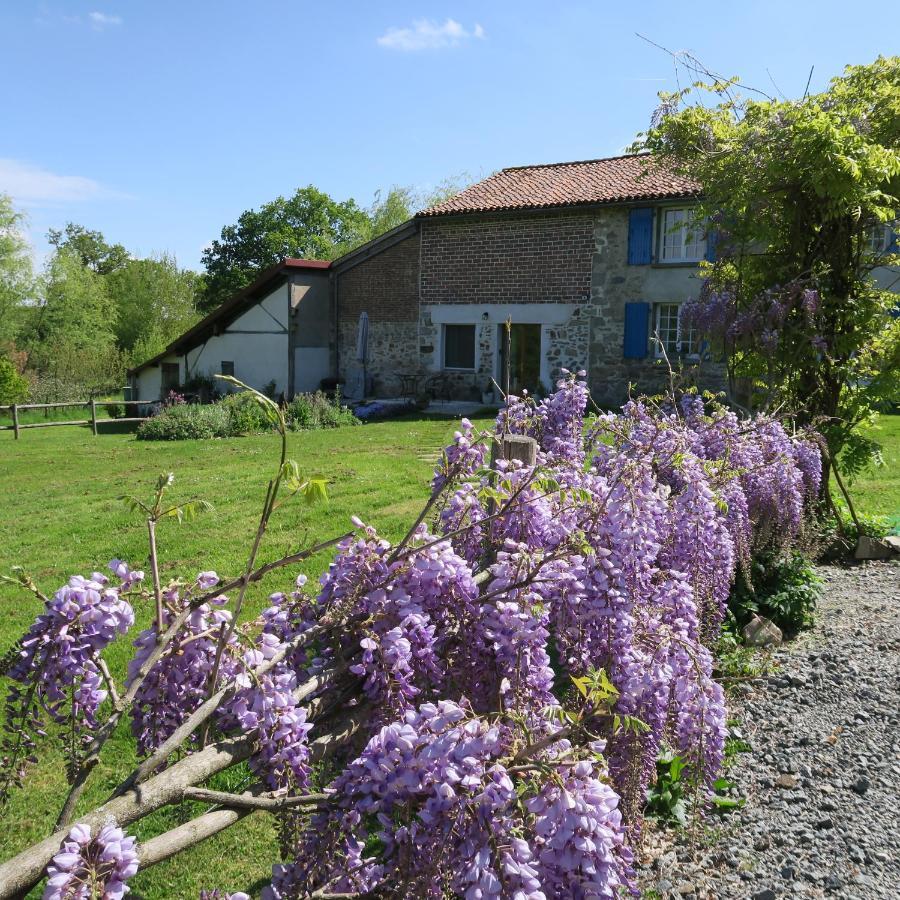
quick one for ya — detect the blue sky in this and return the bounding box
[1,1,891,270]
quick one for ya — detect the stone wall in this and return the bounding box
[587,207,727,407]
[337,321,419,397]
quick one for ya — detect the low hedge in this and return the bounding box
[136,390,358,441]
[136,403,234,440]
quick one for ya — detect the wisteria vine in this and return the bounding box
[0,371,822,899]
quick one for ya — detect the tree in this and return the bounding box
[20,248,125,393]
[105,254,201,359]
[199,186,369,311]
[353,178,472,246]
[198,179,471,313]
[47,223,129,275]
[641,56,900,477]
[0,194,34,345]
[28,249,117,354]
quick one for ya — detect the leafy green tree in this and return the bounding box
[23,249,117,371]
[198,179,471,313]
[47,222,129,275]
[641,55,900,474]
[199,186,369,311]
[106,254,200,358]
[354,178,472,245]
[0,194,34,345]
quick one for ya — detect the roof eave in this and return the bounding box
[416,191,702,219]
[128,259,330,375]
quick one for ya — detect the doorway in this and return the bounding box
[498,323,542,395]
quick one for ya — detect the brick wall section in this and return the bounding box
[336,234,419,322]
[420,214,594,304]
[335,234,420,396]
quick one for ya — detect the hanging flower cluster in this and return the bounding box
[128,572,241,757]
[43,822,138,900]
[2,564,137,794]
[268,700,634,900]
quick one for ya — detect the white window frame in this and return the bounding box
[653,302,697,360]
[865,222,892,256]
[441,323,477,372]
[659,207,706,263]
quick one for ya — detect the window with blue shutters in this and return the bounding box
[623,302,650,358]
[627,208,653,265]
[660,208,706,262]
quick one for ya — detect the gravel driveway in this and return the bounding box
[639,560,900,899]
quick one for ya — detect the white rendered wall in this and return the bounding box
[185,284,290,396]
[134,354,179,401]
[293,348,331,393]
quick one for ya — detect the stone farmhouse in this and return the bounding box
[128,154,771,405]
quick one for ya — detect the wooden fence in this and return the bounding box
[0,400,149,440]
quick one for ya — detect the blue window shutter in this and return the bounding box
[705,227,719,262]
[888,225,899,254]
[627,208,653,265]
[623,302,650,358]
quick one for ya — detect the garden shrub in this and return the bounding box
[137,390,358,440]
[285,390,357,430]
[729,552,821,636]
[220,391,275,434]
[136,403,233,440]
[0,356,29,404]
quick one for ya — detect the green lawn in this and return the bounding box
[843,413,900,525]
[0,414,492,898]
[0,411,896,898]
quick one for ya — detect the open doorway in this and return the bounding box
[498,323,542,395]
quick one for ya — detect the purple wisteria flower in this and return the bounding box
[44,822,138,900]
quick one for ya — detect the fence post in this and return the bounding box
[12,404,19,440]
[90,400,98,436]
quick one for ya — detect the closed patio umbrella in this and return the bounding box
[356,311,369,363]
[351,312,369,400]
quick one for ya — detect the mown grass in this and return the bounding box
[843,412,900,526]
[0,413,492,898]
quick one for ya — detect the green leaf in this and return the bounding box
[571,675,590,699]
[302,478,328,505]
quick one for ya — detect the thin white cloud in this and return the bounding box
[88,11,122,29]
[377,18,485,52]
[0,159,113,205]
[34,8,123,29]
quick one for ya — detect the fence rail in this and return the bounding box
[0,400,149,440]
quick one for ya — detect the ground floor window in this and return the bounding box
[221,361,235,377]
[653,303,695,359]
[161,362,180,393]
[443,324,476,370]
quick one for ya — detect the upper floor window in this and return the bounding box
[654,302,696,359]
[866,222,893,256]
[660,208,706,263]
[442,324,476,370]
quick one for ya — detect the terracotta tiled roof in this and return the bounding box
[419,154,700,217]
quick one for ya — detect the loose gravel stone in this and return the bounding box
[638,561,900,899]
